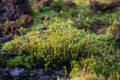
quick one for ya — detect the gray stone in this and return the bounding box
[9,68,29,77]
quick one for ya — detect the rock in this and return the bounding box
[0,68,70,80]
[55,70,65,76]
[52,74,56,79]
[45,76,53,80]
[0,68,69,80]
[89,0,120,12]
[0,33,13,43]
[0,68,2,79]
[0,0,33,41]
[2,68,13,80]
[37,69,44,76]
[9,68,29,79]
[0,0,32,24]
[30,69,37,77]
[0,51,18,56]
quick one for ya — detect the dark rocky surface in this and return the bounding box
[89,0,120,12]
[0,51,18,56]
[0,34,13,43]
[0,67,69,80]
[0,0,32,24]
[0,68,13,80]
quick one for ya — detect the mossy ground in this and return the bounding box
[0,0,120,80]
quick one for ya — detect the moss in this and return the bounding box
[1,0,120,79]
[6,55,37,69]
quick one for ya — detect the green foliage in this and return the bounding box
[3,27,86,67]
[7,55,37,69]
[70,61,81,78]
[81,55,120,79]
[31,0,120,33]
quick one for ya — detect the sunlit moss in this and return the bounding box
[1,0,120,79]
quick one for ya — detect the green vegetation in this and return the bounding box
[0,0,120,79]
